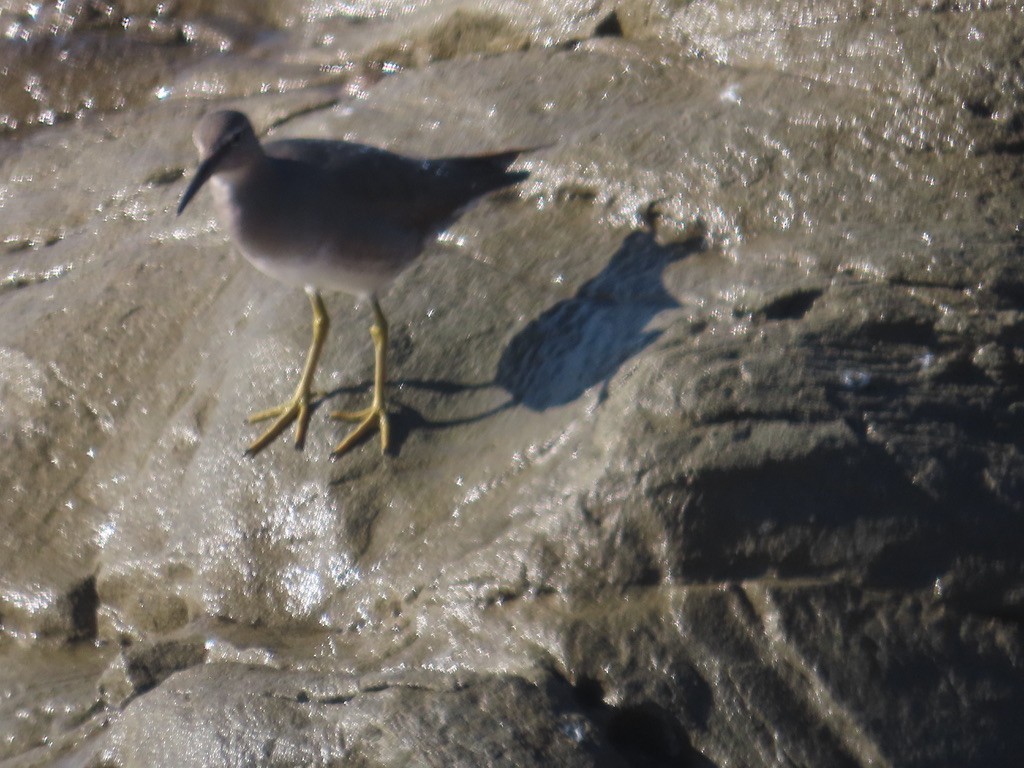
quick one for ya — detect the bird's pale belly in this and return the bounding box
[239,241,408,296]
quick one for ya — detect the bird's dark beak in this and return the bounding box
[177,147,226,216]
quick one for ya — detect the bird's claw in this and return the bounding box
[245,393,312,456]
[331,403,389,457]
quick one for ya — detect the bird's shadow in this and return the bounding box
[318,378,512,458]
[494,230,699,410]
[322,230,699,455]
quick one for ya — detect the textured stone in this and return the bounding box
[98,635,207,707]
[1,1,1022,766]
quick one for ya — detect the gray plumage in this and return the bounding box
[179,110,528,298]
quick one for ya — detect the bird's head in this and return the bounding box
[177,110,262,215]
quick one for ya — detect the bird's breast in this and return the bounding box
[210,174,423,295]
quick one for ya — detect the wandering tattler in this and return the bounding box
[177,110,530,457]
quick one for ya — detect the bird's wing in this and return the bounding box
[264,139,529,233]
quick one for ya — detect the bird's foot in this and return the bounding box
[331,401,389,457]
[245,390,314,456]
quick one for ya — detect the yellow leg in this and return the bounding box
[245,289,329,456]
[331,296,390,456]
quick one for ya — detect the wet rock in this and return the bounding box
[362,9,530,76]
[1,1,1023,767]
[98,635,207,707]
[0,640,112,764]
[91,664,633,767]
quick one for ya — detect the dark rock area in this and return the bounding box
[0,1,1022,765]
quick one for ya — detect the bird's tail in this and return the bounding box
[440,144,551,195]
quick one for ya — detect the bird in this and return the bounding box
[176,109,531,458]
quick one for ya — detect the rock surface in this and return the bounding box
[1,1,1022,766]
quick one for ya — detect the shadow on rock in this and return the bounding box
[323,231,697,453]
[556,672,718,768]
[323,378,510,457]
[496,231,699,409]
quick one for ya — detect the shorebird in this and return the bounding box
[177,110,530,457]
